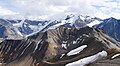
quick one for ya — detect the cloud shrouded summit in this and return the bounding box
[0,0,120,20]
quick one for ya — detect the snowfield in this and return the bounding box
[66,51,107,66]
[67,45,87,56]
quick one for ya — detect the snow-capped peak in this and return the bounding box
[0,14,103,38]
[87,20,102,27]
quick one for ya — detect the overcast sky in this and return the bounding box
[0,0,120,20]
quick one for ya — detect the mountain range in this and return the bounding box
[0,14,120,66]
[0,15,102,39]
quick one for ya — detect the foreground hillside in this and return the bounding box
[0,26,120,66]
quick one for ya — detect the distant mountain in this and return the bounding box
[0,19,23,40]
[94,17,120,41]
[0,15,102,39]
[1,15,120,66]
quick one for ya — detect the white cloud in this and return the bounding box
[94,11,109,19]
[65,0,97,16]
[0,0,120,19]
[109,12,120,19]
[0,6,18,16]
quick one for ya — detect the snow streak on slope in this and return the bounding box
[66,51,107,66]
[87,20,102,27]
[67,45,87,56]
[13,28,23,36]
[25,20,52,37]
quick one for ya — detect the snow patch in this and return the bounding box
[66,51,107,66]
[12,19,24,27]
[87,20,101,27]
[13,28,23,36]
[73,41,76,44]
[0,63,2,65]
[25,20,51,37]
[62,41,67,49]
[60,54,65,59]
[48,20,66,29]
[67,45,87,56]
[112,53,120,59]
[62,43,67,49]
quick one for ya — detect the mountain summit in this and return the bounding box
[94,17,120,41]
[0,15,102,39]
[0,26,120,66]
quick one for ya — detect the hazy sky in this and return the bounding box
[0,0,120,20]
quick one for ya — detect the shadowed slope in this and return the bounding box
[0,26,120,66]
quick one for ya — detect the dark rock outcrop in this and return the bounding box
[94,17,120,41]
[0,26,120,66]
